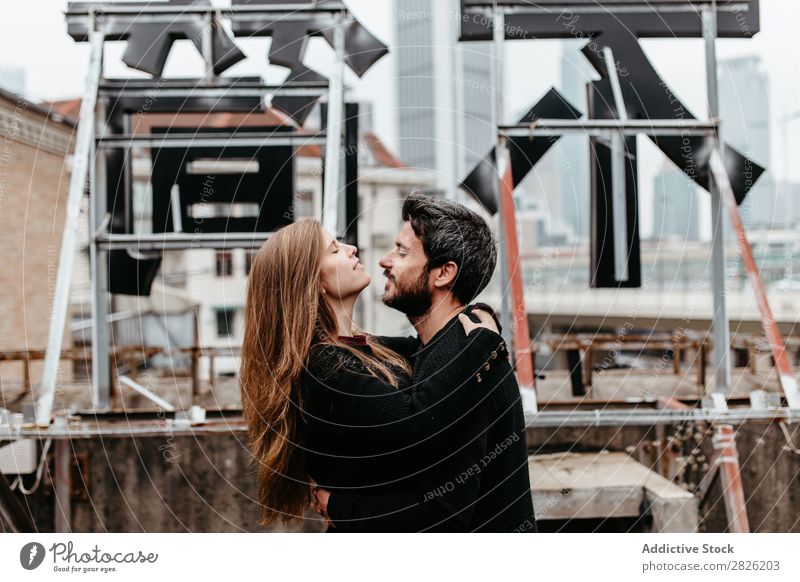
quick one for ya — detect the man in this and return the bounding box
[313,192,537,532]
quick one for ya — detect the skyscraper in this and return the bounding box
[557,40,593,241]
[719,55,773,230]
[394,0,493,197]
[653,163,701,241]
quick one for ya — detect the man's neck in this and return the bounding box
[411,296,465,344]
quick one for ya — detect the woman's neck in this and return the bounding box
[329,296,358,336]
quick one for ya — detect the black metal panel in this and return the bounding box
[150,126,294,235]
[67,1,246,76]
[460,88,582,214]
[589,134,642,288]
[101,77,267,115]
[108,250,163,296]
[566,349,585,397]
[344,103,359,248]
[320,102,360,247]
[459,0,760,40]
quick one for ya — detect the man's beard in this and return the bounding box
[383,268,432,318]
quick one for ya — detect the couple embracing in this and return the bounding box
[240,193,536,533]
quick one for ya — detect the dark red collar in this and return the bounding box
[338,334,369,346]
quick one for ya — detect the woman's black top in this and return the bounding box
[301,326,505,498]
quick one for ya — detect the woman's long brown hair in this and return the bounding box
[240,218,412,526]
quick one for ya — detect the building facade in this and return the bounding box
[0,89,74,389]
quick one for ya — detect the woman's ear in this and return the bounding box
[433,261,459,289]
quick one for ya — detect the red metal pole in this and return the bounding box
[711,151,800,408]
[714,424,750,533]
[497,143,536,393]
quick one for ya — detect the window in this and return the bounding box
[215,251,233,277]
[245,250,256,275]
[215,307,237,338]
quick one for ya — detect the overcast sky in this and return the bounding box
[1,0,798,238]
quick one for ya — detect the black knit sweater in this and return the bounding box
[302,321,504,491]
[302,308,536,532]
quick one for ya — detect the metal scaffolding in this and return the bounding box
[460,0,798,533]
[37,2,353,426]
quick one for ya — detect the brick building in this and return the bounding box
[0,88,75,392]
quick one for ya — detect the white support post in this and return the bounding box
[702,2,732,397]
[201,11,215,80]
[36,29,106,426]
[603,46,630,283]
[490,7,513,351]
[118,376,176,412]
[322,12,346,236]
[91,92,112,411]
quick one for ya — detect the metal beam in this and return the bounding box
[37,29,105,427]
[96,133,326,149]
[118,376,176,412]
[69,2,348,14]
[1,407,799,441]
[490,8,514,357]
[53,439,72,533]
[604,46,631,282]
[461,0,751,15]
[95,232,272,251]
[90,94,111,411]
[702,0,749,534]
[703,3,732,398]
[322,11,347,236]
[500,119,717,137]
[708,151,800,409]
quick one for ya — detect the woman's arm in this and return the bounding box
[304,328,506,456]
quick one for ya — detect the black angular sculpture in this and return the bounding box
[458,0,765,288]
[231,0,388,125]
[67,0,246,77]
[460,87,582,214]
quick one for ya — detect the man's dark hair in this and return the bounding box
[402,191,497,305]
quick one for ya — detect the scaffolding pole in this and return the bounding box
[36,27,105,426]
[702,0,748,533]
[322,11,347,237]
[491,6,538,410]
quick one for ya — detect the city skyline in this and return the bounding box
[1,1,798,242]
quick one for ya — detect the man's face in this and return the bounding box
[379,221,433,317]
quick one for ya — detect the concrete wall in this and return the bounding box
[12,421,798,532]
[701,422,800,533]
[45,435,324,533]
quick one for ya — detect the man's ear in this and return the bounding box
[432,261,459,289]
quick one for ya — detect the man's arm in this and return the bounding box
[372,335,419,360]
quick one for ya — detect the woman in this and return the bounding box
[239,218,503,529]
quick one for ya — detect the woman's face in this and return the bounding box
[320,229,371,301]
